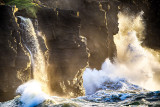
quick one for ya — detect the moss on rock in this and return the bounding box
[4,0,40,18]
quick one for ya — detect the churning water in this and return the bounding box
[83,12,160,95]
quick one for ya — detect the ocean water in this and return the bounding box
[0,83,160,107]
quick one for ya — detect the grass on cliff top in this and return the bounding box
[4,0,40,18]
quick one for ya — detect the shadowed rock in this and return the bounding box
[0,5,31,101]
[37,7,88,97]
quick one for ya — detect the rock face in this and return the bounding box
[0,5,31,101]
[0,0,4,5]
[38,0,119,69]
[80,0,118,69]
[37,8,88,97]
[80,1,109,69]
[144,0,160,49]
[38,0,160,67]
[39,0,82,10]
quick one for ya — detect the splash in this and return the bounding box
[83,12,160,95]
[16,80,49,107]
[16,16,49,106]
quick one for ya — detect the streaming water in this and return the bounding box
[1,13,160,107]
[17,16,48,83]
[11,16,49,107]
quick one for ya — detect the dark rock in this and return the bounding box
[80,0,118,69]
[79,1,108,69]
[39,0,119,70]
[0,0,4,5]
[104,0,119,61]
[39,0,83,11]
[144,0,160,49]
[37,7,88,97]
[15,9,31,19]
[0,5,31,101]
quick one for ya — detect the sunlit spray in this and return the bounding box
[83,12,160,95]
[114,12,160,90]
[16,80,49,107]
[17,16,49,107]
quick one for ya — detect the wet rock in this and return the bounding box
[0,0,4,5]
[38,0,160,68]
[37,7,88,97]
[80,0,118,69]
[39,0,119,69]
[39,0,82,11]
[144,0,160,49]
[0,5,31,101]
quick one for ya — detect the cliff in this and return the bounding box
[38,0,119,69]
[0,4,89,100]
[37,8,88,97]
[0,5,31,101]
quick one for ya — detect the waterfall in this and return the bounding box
[17,16,48,90]
[14,16,50,107]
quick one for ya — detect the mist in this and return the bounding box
[83,12,160,95]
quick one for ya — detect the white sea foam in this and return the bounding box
[16,80,48,107]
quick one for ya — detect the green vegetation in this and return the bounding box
[4,0,40,18]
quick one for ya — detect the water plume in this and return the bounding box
[114,12,160,90]
[18,16,48,85]
[83,12,160,95]
[16,16,50,106]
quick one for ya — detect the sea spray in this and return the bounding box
[16,80,49,107]
[114,12,160,90]
[83,12,160,95]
